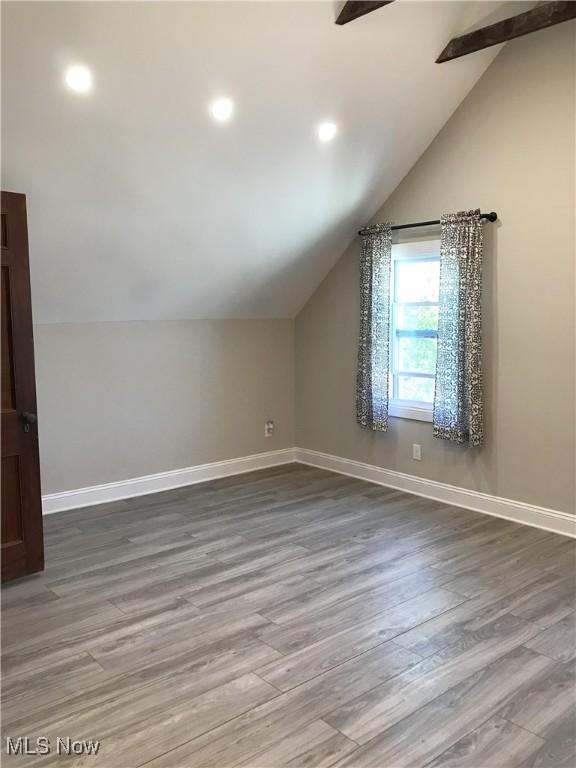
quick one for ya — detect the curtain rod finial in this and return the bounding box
[486,212,498,222]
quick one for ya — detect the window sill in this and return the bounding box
[389,401,433,423]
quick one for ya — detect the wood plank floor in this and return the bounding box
[2,464,575,767]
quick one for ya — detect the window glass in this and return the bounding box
[395,260,440,303]
[397,375,435,403]
[398,337,437,375]
[390,243,440,413]
[396,305,438,331]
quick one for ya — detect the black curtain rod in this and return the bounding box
[358,211,498,236]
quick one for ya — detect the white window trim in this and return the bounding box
[389,238,440,422]
[389,400,433,423]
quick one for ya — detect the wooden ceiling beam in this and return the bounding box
[437,1,576,63]
[335,1,395,26]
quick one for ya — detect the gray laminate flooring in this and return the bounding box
[2,464,575,767]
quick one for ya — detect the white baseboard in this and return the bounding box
[42,448,297,515]
[295,448,576,539]
[42,446,575,539]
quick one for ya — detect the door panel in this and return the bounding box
[2,455,24,545]
[1,191,44,582]
[1,266,16,410]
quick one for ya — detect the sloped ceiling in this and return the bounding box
[3,1,509,323]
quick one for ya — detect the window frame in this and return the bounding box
[389,238,440,423]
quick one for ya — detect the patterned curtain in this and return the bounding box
[433,209,484,446]
[356,224,392,431]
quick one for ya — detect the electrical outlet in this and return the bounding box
[412,443,422,461]
[264,420,275,438]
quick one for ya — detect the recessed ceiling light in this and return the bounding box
[65,65,93,94]
[317,121,338,143]
[210,97,234,123]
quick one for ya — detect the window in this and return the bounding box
[389,240,440,422]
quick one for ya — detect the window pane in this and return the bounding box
[396,305,438,332]
[398,376,435,403]
[398,337,437,374]
[396,260,440,302]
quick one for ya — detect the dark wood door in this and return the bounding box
[1,191,44,582]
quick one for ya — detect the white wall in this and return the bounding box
[35,320,294,493]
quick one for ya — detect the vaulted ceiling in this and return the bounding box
[2,2,515,323]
